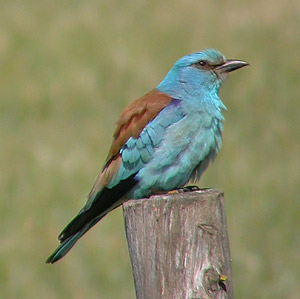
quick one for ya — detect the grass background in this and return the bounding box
[0,0,299,298]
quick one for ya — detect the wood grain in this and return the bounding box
[122,189,233,299]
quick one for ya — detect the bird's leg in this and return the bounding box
[182,185,201,192]
[153,186,210,196]
[166,185,201,194]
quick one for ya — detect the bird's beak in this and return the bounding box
[214,59,249,74]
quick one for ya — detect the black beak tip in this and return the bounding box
[215,59,249,73]
[227,60,249,72]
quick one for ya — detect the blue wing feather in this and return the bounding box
[107,99,185,189]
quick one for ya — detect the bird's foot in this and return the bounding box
[182,185,201,192]
[153,186,201,196]
[166,185,200,194]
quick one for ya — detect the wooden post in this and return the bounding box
[122,189,233,299]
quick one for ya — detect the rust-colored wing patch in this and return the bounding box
[107,89,172,162]
[88,89,172,200]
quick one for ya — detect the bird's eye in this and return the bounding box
[198,60,207,67]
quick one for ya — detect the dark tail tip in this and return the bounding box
[45,235,76,264]
[46,255,57,264]
[45,245,66,264]
[46,252,60,264]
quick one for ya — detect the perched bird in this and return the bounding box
[46,49,248,263]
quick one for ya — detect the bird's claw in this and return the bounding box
[182,185,200,192]
[166,185,200,194]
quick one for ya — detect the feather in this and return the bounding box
[107,89,172,161]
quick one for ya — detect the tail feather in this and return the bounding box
[46,218,99,264]
[46,174,138,263]
[58,174,137,242]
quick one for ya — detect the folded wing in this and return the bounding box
[46,90,184,263]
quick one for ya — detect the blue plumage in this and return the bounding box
[46,49,248,263]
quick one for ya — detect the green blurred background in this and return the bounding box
[0,0,299,298]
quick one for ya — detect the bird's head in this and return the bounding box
[157,49,248,98]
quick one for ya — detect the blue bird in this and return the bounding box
[46,49,248,263]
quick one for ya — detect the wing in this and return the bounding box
[46,90,184,263]
[87,89,173,202]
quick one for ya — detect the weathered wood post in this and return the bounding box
[122,188,233,299]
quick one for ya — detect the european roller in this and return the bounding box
[46,49,248,263]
